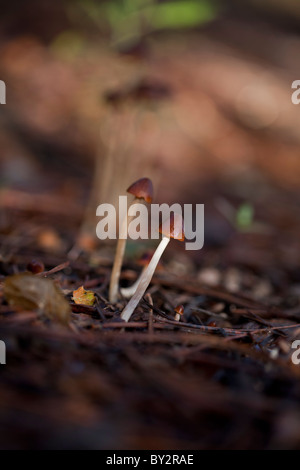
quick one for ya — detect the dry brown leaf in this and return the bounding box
[3,273,71,325]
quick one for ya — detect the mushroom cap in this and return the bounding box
[174,304,184,315]
[159,213,185,241]
[127,177,153,203]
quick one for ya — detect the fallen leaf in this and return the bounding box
[3,273,71,325]
[72,286,96,306]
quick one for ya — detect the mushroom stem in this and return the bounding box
[121,236,170,322]
[120,265,148,298]
[109,239,126,304]
[109,177,153,304]
[108,206,131,304]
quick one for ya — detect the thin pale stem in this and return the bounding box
[109,197,137,303]
[109,238,127,304]
[121,236,170,322]
[120,265,147,298]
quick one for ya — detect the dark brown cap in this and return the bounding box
[26,259,45,274]
[127,178,153,203]
[159,213,185,241]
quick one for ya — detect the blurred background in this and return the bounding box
[1,0,300,450]
[1,0,300,250]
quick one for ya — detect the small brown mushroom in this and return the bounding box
[174,304,184,322]
[121,213,184,322]
[26,259,45,274]
[126,177,153,203]
[109,178,153,303]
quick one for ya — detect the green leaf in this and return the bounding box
[147,1,217,29]
[236,203,254,229]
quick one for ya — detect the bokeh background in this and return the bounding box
[1,0,300,237]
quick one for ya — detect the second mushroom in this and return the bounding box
[120,213,185,322]
[109,177,153,303]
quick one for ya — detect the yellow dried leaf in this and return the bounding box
[72,286,96,306]
[3,273,71,325]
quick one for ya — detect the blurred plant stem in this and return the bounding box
[73,87,164,256]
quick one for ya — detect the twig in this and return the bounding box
[37,261,70,277]
[145,292,154,335]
